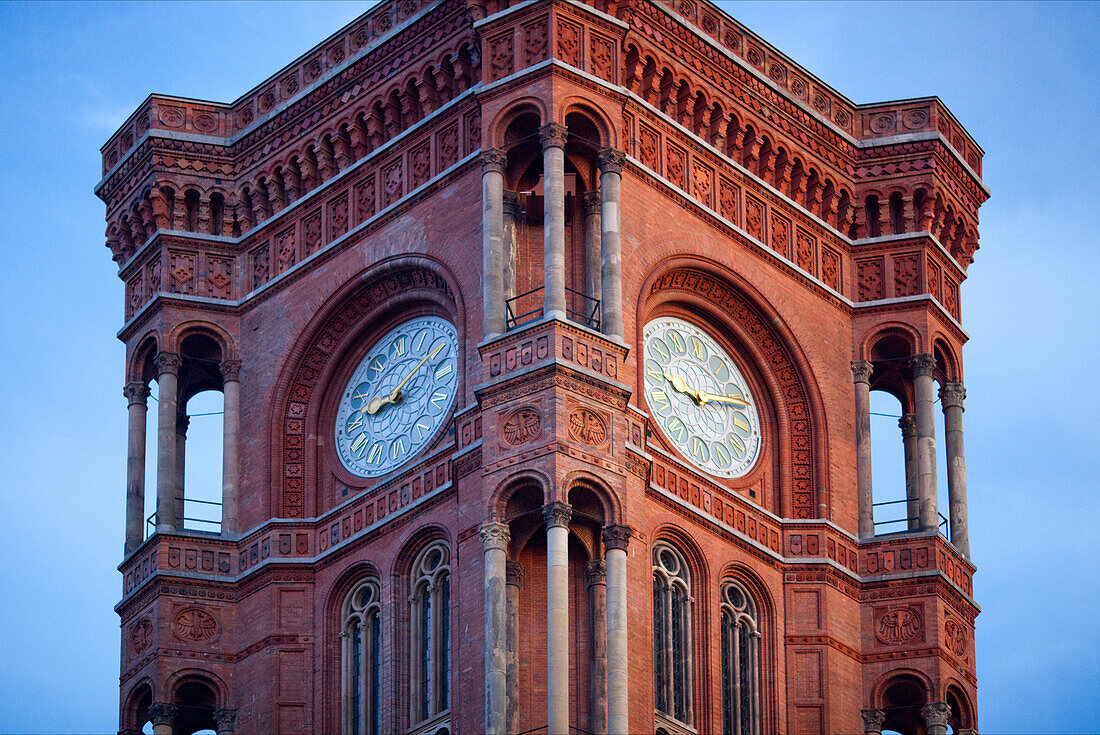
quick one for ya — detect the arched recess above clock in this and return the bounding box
[638,260,828,520]
[270,257,464,519]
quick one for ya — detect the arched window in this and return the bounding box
[653,542,693,726]
[720,580,760,735]
[411,541,451,724]
[342,577,381,735]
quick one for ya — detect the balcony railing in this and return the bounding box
[145,497,223,538]
[872,498,949,539]
[505,285,600,331]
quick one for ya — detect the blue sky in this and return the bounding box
[0,1,1096,731]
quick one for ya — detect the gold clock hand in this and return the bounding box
[365,341,446,415]
[663,372,704,404]
[695,390,750,407]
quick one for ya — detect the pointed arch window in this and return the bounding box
[720,579,760,735]
[653,542,693,726]
[410,541,451,724]
[342,577,382,735]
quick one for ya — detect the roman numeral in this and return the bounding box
[434,362,453,380]
[346,416,363,433]
[367,443,383,464]
[350,433,368,457]
[667,416,686,441]
[691,337,706,361]
[393,336,407,356]
[415,421,431,440]
[430,391,448,408]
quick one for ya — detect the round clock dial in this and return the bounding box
[335,316,459,478]
[642,316,761,478]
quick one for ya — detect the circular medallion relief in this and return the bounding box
[643,317,761,478]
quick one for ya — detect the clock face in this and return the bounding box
[642,317,761,478]
[335,316,459,478]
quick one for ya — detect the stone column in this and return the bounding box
[213,709,237,735]
[598,149,625,340]
[481,149,508,339]
[154,352,181,533]
[852,361,874,538]
[124,382,150,554]
[480,522,511,735]
[543,501,573,735]
[586,559,608,735]
[582,191,602,311]
[911,354,939,531]
[940,382,970,557]
[900,414,919,531]
[922,701,952,735]
[503,190,519,305]
[175,413,189,529]
[540,123,568,321]
[506,561,524,735]
[221,360,241,537]
[148,702,178,735]
[603,524,632,735]
[860,708,886,735]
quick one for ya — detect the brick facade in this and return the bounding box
[100,1,986,733]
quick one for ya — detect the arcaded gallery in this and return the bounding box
[98,0,987,733]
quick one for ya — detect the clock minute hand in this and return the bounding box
[365,341,445,415]
[695,390,750,407]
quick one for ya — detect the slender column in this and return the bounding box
[900,414,920,531]
[922,701,952,735]
[502,190,520,304]
[213,709,237,735]
[175,413,189,530]
[221,360,241,537]
[603,524,632,735]
[911,354,939,531]
[481,150,508,338]
[852,361,875,538]
[123,382,150,553]
[480,522,511,735]
[586,559,608,735]
[540,123,568,321]
[154,352,181,533]
[861,708,886,735]
[940,382,970,557]
[582,191,602,309]
[543,501,573,735]
[505,561,524,735]
[597,149,625,340]
[148,702,178,735]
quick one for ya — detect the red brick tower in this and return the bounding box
[99,1,987,733]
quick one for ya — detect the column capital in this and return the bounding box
[899,413,917,438]
[602,524,633,551]
[597,148,626,174]
[860,708,886,733]
[542,501,572,528]
[480,148,509,173]
[909,353,937,377]
[148,702,179,727]
[585,559,607,586]
[154,351,182,376]
[939,381,966,409]
[176,413,190,436]
[581,190,601,215]
[220,359,242,382]
[921,701,952,727]
[850,360,874,384]
[506,560,525,588]
[123,382,150,406]
[503,189,520,217]
[213,708,238,732]
[479,521,511,551]
[539,122,569,149]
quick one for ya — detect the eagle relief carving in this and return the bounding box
[174,607,218,642]
[875,606,922,645]
[502,407,541,446]
[568,407,607,446]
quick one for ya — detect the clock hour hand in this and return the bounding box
[663,372,704,404]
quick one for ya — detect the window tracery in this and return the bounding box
[410,540,451,725]
[653,542,693,726]
[341,577,382,735]
[720,579,760,735]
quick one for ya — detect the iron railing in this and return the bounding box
[145,497,223,538]
[505,285,600,331]
[872,497,949,540]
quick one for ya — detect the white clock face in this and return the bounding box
[643,317,761,478]
[335,316,459,477]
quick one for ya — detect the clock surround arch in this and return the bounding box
[639,259,828,519]
[270,257,465,519]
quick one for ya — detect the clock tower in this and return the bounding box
[99,1,987,733]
